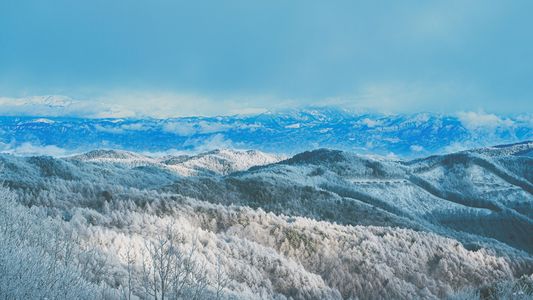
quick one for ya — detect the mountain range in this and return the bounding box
[0,107,531,158]
[0,141,532,299]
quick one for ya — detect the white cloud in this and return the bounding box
[0,85,517,119]
[385,152,399,160]
[183,134,234,152]
[196,121,232,134]
[163,122,197,136]
[163,120,235,136]
[285,123,301,129]
[0,142,69,157]
[93,91,272,118]
[0,95,136,118]
[0,93,272,118]
[121,123,148,131]
[516,114,533,126]
[410,145,424,152]
[457,111,514,129]
[30,118,56,124]
[360,118,381,128]
[442,142,469,154]
[94,124,125,134]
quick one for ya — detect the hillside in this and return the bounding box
[0,143,532,299]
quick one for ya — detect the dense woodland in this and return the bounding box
[1,144,532,299]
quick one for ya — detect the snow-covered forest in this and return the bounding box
[1,143,532,299]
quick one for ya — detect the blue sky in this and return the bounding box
[0,0,532,117]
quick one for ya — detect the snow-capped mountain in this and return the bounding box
[0,142,532,299]
[68,148,285,176]
[1,108,531,157]
[159,141,533,253]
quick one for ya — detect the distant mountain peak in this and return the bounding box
[0,109,531,158]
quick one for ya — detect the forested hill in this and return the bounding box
[0,142,532,299]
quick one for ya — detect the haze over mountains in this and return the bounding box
[0,107,531,158]
[3,0,533,298]
[0,141,532,299]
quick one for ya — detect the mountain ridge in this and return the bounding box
[1,108,531,158]
[1,141,532,299]
[1,141,531,253]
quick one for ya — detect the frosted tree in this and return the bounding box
[140,225,207,300]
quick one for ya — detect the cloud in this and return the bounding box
[319,80,480,114]
[0,93,273,118]
[163,122,197,136]
[1,0,530,115]
[0,142,69,157]
[163,120,245,136]
[359,118,382,128]
[28,118,56,124]
[92,91,275,118]
[183,134,234,152]
[94,124,125,134]
[0,95,136,118]
[196,121,232,134]
[385,152,399,160]
[410,145,424,152]
[284,123,301,129]
[442,142,470,154]
[120,123,148,131]
[457,111,514,129]
[516,114,533,127]
[0,85,521,119]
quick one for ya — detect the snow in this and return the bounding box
[68,148,286,176]
[31,118,56,124]
[285,123,301,129]
[0,142,532,299]
[0,108,530,157]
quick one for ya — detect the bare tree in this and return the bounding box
[140,224,207,300]
[214,256,230,300]
[121,241,136,300]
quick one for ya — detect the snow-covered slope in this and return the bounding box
[70,149,158,165]
[159,142,533,254]
[68,148,284,176]
[0,142,532,299]
[161,149,286,176]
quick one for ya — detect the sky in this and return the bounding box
[0,0,532,117]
